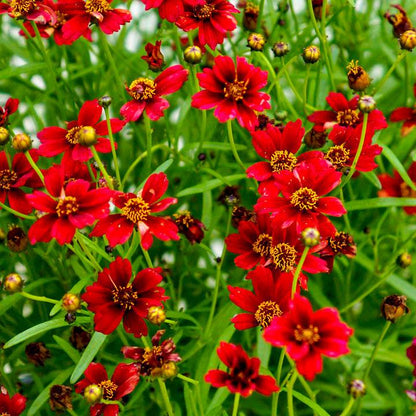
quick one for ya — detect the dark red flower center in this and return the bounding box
[98,379,118,400]
[329,231,353,253]
[290,187,319,211]
[127,78,156,101]
[254,300,282,328]
[336,109,359,127]
[325,144,350,169]
[294,324,320,344]
[85,0,111,14]
[252,233,272,257]
[270,243,297,272]
[400,182,416,198]
[270,150,297,173]
[56,196,79,217]
[121,197,151,223]
[224,80,247,101]
[193,3,215,20]
[0,169,18,190]
[112,285,138,310]
[10,0,37,17]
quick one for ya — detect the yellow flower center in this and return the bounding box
[224,80,247,101]
[252,233,273,257]
[294,324,320,344]
[127,78,156,101]
[194,3,215,20]
[325,144,350,170]
[85,0,111,14]
[270,150,297,173]
[290,187,319,211]
[254,300,282,328]
[112,285,138,310]
[65,126,83,145]
[270,243,297,272]
[328,231,353,253]
[10,0,37,17]
[56,196,79,217]
[336,109,359,127]
[121,197,151,223]
[98,379,118,400]
[0,169,17,190]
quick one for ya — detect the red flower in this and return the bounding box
[0,0,56,24]
[90,172,179,249]
[264,294,353,381]
[255,158,346,237]
[141,40,165,71]
[307,92,387,132]
[0,150,43,214]
[38,99,124,163]
[120,65,189,122]
[378,162,416,215]
[192,56,271,131]
[0,97,19,127]
[390,84,416,136]
[228,266,293,330]
[319,231,357,272]
[60,0,132,43]
[225,213,274,270]
[141,0,184,23]
[0,387,26,416]
[82,257,167,337]
[75,362,139,416]
[27,167,112,245]
[176,0,238,50]
[205,342,279,397]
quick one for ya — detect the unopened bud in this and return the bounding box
[184,45,202,64]
[302,45,320,64]
[399,29,416,51]
[272,41,289,57]
[84,384,102,404]
[347,60,371,92]
[148,306,166,325]
[12,133,32,152]
[65,312,77,324]
[304,129,327,148]
[77,126,97,146]
[301,228,320,247]
[397,252,412,268]
[62,293,81,312]
[3,273,23,292]
[381,294,409,322]
[347,379,366,398]
[247,33,266,51]
[98,96,112,108]
[7,226,28,252]
[0,127,9,145]
[161,362,177,379]
[358,95,376,113]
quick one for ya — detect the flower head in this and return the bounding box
[0,387,26,416]
[0,0,56,24]
[0,97,19,127]
[142,40,165,71]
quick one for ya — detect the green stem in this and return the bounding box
[90,146,114,190]
[271,349,286,416]
[104,107,121,189]
[143,113,153,176]
[226,120,246,172]
[373,51,408,96]
[177,373,199,385]
[0,200,36,220]
[157,378,175,416]
[339,397,355,416]
[141,242,154,268]
[232,393,241,416]
[287,371,298,416]
[256,0,265,32]
[291,247,310,298]
[74,231,103,271]
[24,150,45,187]
[20,291,59,304]
[303,65,311,116]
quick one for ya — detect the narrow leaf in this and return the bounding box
[177,174,246,197]
[52,335,81,363]
[345,197,416,211]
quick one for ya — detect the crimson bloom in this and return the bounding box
[192,56,270,131]
[256,158,346,237]
[0,150,43,214]
[141,0,184,23]
[176,0,238,50]
[390,84,416,136]
[90,172,179,249]
[27,167,111,245]
[60,0,132,43]
[228,266,293,330]
[378,162,416,215]
[0,97,19,127]
[75,362,139,416]
[264,294,353,381]
[205,342,279,397]
[120,65,189,122]
[141,40,164,71]
[0,388,26,416]
[0,0,56,24]
[320,231,357,272]
[38,99,124,163]
[307,92,387,132]
[82,257,167,337]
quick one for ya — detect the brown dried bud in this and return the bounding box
[384,5,414,38]
[347,60,371,92]
[400,29,416,51]
[396,252,411,268]
[49,385,73,412]
[242,2,259,31]
[302,45,320,63]
[7,226,28,252]
[247,33,266,51]
[304,129,327,148]
[25,342,51,366]
[218,185,240,206]
[12,133,32,152]
[69,326,91,350]
[2,273,23,292]
[381,295,409,322]
[148,306,166,325]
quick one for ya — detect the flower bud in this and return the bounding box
[347,379,366,398]
[12,133,32,152]
[247,33,266,51]
[304,129,327,148]
[62,293,81,312]
[148,306,166,325]
[49,385,73,412]
[302,45,320,64]
[242,2,259,31]
[218,185,240,206]
[358,95,376,113]
[381,294,409,322]
[84,384,102,405]
[272,41,290,57]
[2,273,23,292]
[397,252,412,268]
[0,127,9,145]
[161,362,178,379]
[275,111,288,121]
[7,225,28,252]
[65,312,76,324]
[301,228,320,247]
[198,152,206,161]
[231,206,255,228]
[400,29,416,51]
[347,60,371,92]
[184,45,202,64]
[77,126,97,146]
[98,95,112,108]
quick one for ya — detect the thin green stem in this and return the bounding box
[291,247,310,298]
[0,200,35,220]
[271,349,286,416]
[157,378,175,416]
[24,150,45,187]
[287,371,298,416]
[339,397,355,416]
[177,373,199,385]
[74,231,103,271]
[90,146,114,190]
[226,120,246,172]
[143,113,153,176]
[303,65,311,116]
[104,107,121,189]
[373,51,408,96]
[20,291,59,305]
[232,393,241,416]
[141,243,154,268]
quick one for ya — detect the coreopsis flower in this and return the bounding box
[307,92,387,132]
[0,150,43,214]
[176,0,239,50]
[320,231,357,271]
[141,0,184,23]
[325,125,382,173]
[174,210,205,244]
[38,99,124,163]
[60,0,132,43]
[27,167,112,245]
[75,362,139,416]
[225,213,273,270]
[205,342,279,397]
[384,4,413,38]
[91,172,179,249]
[390,84,416,136]
[0,0,56,24]
[120,65,189,122]
[228,266,293,330]
[141,40,164,71]
[82,257,167,337]
[256,158,346,237]
[0,387,26,416]
[122,330,181,377]
[0,97,19,127]
[378,162,416,215]
[192,56,271,131]
[264,294,353,381]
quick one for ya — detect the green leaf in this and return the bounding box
[184,141,246,151]
[381,144,416,191]
[206,388,229,416]
[280,388,331,416]
[137,159,174,190]
[177,174,246,197]
[345,197,416,211]
[362,171,382,189]
[256,328,272,367]
[386,274,416,303]
[52,335,81,363]
[166,310,202,328]
[70,331,107,383]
